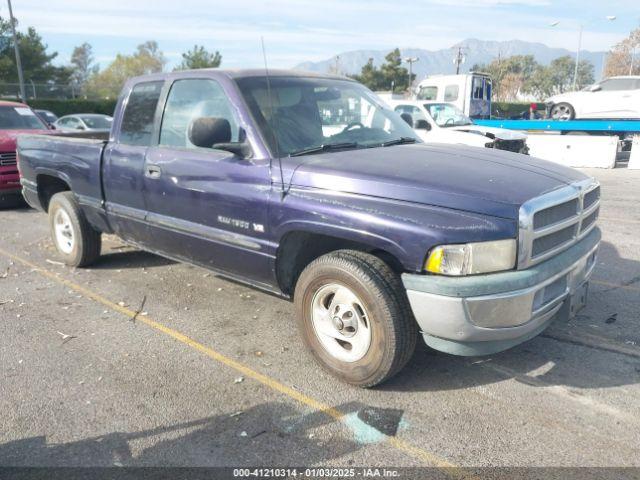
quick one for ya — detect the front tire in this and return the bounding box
[48,192,101,267]
[294,250,417,387]
[550,102,575,120]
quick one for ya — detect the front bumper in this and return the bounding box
[0,172,22,203]
[402,227,601,356]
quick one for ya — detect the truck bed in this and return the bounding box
[17,132,108,211]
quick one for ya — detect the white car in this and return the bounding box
[54,114,113,132]
[388,100,529,154]
[547,76,640,120]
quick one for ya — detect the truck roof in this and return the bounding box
[129,68,353,84]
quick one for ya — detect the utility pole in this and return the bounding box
[7,0,26,103]
[403,57,419,93]
[334,55,340,75]
[454,47,466,75]
[573,24,583,89]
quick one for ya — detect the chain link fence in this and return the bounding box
[0,82,77,100]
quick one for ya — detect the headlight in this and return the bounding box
[425,239,516,276]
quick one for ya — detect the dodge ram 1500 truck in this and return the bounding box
[17,70,601,387]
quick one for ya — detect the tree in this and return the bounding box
[380,48,412,93]
[528,56,594,98]
[350,49,414,92]
[85,41,166,98]
[472,55,537,101]
[0,16,71,87]
[604,25,640,77]
[70,42,98,93]
[473,54,594,100]
[175,45,221,70]
[350,58,385,91]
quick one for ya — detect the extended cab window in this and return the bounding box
[417,86,437,100]
[120,81,163,146]
[444,85,459,101]
[160,78,239,148]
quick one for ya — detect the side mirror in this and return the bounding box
[77,124,86,131]
[415,119,431,131]
[399,112,413,127]
[188,117,252,158]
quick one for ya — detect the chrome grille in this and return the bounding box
[531,224,577,257]
[0,151,17,166]
[583,186,600,210]
[533,199,579,229]
[518,179,600,269]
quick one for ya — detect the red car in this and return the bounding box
[0,100,52,207]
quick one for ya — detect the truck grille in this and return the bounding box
[518,179,600,269]
[0,151,17,166]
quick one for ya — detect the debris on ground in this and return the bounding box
[239,431,248,437]
[45,259,65,266]
[234,376,244,384]
[605,313,618,324]
[131,295,147,322]
[254,351,263,357]
[230,411,243,418]
[57,331,77,343]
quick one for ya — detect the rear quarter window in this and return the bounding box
[119,81,164,146]
[417,86,438,101]
[444,85,459,101]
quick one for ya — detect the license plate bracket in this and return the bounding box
[569,281,589,318]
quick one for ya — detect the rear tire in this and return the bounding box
[294,250,417,387]
[48,192,101,267]
[550,102,575,120]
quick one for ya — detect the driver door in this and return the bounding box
[142,77,273,285]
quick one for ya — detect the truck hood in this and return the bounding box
[0,129,51,152]
[286,143,587,220]
[448,124,527,141]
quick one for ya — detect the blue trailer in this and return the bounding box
[474,119,640,134]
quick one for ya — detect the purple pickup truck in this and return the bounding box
[17,70,601,386]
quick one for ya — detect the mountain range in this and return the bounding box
[294,38,607,80]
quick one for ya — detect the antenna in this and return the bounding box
[261,37,286,196]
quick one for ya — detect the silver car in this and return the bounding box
[54,114,113,132]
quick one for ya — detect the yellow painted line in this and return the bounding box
[591,279,640,293]
[0,246,469,476]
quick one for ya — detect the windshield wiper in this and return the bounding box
[289,142,359,157]
[379,137,417,147]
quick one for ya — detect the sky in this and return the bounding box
[2,0,638,70]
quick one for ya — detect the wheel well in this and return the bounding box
[275,231,405,297]
[37,175,70,212]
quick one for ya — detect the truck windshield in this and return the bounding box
[0,106,47,130]
[424,103,473,128]
[235,76,419,156]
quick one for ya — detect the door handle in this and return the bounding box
[145,164,162,179]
